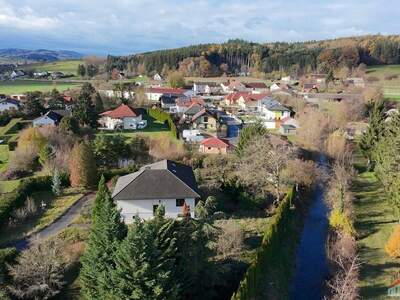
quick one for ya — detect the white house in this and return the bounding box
[153,73,163,81]
[257,97,291,129]
[193,82,221,94]
[99,104,144,130]
[0,98,20,112]
[145,87,195,102]
[112,160,200,222]
[33,110,68,127]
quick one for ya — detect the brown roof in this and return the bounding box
[100,104,140,118]
[201,137,230,148]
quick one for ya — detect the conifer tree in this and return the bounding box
[69,142,98,188]
[80,176,127,299]
[73,83,98,128]
[52,168,62,196]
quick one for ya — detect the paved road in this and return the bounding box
[5,192,95,251]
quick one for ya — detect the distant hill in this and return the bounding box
[0,48,84,64]
[106,35,400,77]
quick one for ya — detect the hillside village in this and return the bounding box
[0,35,399,300]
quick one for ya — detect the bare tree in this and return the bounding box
[215,221,244,259]
[8,240,66,300]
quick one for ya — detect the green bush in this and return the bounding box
[7,140,17,151]
[0,176,52,228]
[231,187,296,300]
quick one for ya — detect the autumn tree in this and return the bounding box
[69,142,98,188]
[235,122,268,157]
[23,91,45,117]
[167,71,185,88]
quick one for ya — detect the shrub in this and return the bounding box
[385,225,400,258]
[7,146,38,176]
[0,247,17,283]
[216,221,244,259]
[329,208,356,236]
[69,142,98,188]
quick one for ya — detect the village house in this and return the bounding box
[33,110,70,127]
[257,97,291,129]
[191,108,218,132]
[10,94,26,101]
[199,137,231,154]
[99,104,144,130]
[160,95,179,111]
[145,87,195,102]
[220,80,247,93]
[237,93,270,112]
[244,82,268,93]
[182,102,205,120]
[112,160,199,221]
[193,82,221,94]
[172,97,205,114]
[0,98,20,112]
[153,73,163,81]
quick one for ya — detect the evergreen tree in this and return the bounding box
[47,89,65,109]
[52,168,62,196]
[23,91,45,117]
[59,116,80,134]
[73,83,98,128]
[359,101,386,169]
[77,64,86,77]
[69,142,98,188]
[38,143,53,167]
[80,176,127,299]
[94,92,104,113]
[236,122,268,157]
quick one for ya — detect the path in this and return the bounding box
[289,155,330,300]
[8,192,95,251]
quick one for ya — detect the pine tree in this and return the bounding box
[77,64,86,77]
[69,142,98,188]
[73,83,98,128]
[359,101,386,169]
[52,168,62,196]
[94,92,104,113]
[80,177,127,299]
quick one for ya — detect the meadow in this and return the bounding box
[366,64,400,101]
[0,80,81,94]
[23,60,82,76]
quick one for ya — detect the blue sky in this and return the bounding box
[0,0,398,56]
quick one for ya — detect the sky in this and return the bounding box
[0,0,399,56]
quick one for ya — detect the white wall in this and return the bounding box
[117,198,196,222]
[0,102,18,112]
[33,116,55,127]
[123,115,142,129]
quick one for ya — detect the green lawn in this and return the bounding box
[0,144,9,172]
[354,170,400,299]
[0,80,81,94]
[23,60,82,76]
[0,188,84,245]
[366,65,400,101]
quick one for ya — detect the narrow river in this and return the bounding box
[289,155,330,300]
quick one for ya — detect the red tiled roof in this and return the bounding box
[201,137,230,148]
[389,279,400,288]
[63,96,73,102]
[243,93,269,102]
[225,92,248,104]
[146,87,187,95]
[176,97,205,107]
[245,82,267,89]
[100,104,140,118]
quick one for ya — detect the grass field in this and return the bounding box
[0,80,81,94]
[23,60,82,76]
[366,65,400,101]
[353,148,400,299]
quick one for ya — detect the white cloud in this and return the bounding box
[0,0,398,54]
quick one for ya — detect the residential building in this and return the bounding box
[191,109,218,131]
[173,97,205,114]
[0,98,20,112]
[193,82,221,94]
[160,95,178,111]
[112,160,199,221]
[153,73,163,81]
[145,87,195,102]
[99,104,144,130]
[33,110,70,127]
[199,137,231,154]
[244,82,268,93]
[257,97,291,129]
[182,103,204,120]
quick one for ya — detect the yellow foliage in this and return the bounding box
[385,225,400,258]
[18,127,46,151]
[329,208,356,236]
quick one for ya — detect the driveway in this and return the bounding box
[5,192,95,251]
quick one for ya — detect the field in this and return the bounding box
[23,60,82,76]
[0,80,82,94]
[353,150,400,300]
[366,65,400,101]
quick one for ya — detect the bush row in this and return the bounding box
[231,187,296,300]
[0,176,52,228]
[147,108,179,138]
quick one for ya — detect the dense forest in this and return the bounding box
[106,35,400,77]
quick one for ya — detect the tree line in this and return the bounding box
[106,35,400,77]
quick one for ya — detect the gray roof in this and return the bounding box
[112,160,200,200]
[259,97,290,112]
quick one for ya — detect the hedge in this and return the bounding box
[147,108,179,138]
[231,187,296,300]
[0,176,52,228]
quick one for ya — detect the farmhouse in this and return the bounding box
[33,110,70,127]
[0,98,20,112]
[199,137,231,154]
[112,160,199,221]
[99,104,144,130]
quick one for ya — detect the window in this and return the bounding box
[204,116,208,122]
[176,199,185,207]
[153,205,159,215]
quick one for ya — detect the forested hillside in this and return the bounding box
[106,35,400,76]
